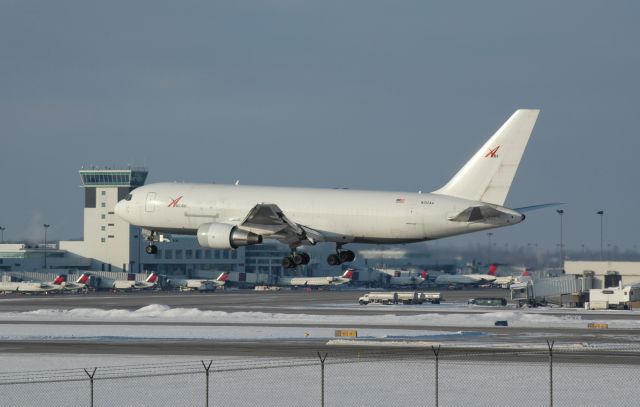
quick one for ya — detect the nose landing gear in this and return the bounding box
[145,231,158,255]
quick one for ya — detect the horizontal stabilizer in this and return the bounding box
[514,203,565,213]
[448,206,505,222]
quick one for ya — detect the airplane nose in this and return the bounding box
[114,199,127,220]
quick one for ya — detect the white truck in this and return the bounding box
[359,292,398,305]
[358,291,442,305]
[587,284,640,310]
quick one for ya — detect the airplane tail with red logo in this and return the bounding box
[145,272,158,283]
[420,270,428,280]
[216,272,229,282]
[342,269,354,279]
[488,264,498,276]
[76,273,90,284]
[433,109,540,206]
[52,275,66,285]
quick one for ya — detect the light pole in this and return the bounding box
[556,210,564,270]
[43,224,50,270]
[596,211,604,261]
[487,232,493,266]
[0,226,5,243]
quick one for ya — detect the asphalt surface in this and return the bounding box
[1,288,639,359]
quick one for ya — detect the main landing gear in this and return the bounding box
[326,245,355,266]
[282,250,310,269]
[281,244,356,268]
[145,231,158,255]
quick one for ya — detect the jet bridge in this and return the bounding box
[511,274,593,307]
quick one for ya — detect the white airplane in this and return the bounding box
[115,109,549,268]
[379,269,428,287]
[0,275,66,294]
[59,273,92,291]
[111,272,159,291]
[434,264,500,286]
[277,269,354,287]
[168,272,229,291]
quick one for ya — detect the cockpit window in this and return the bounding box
[125,194,133,201]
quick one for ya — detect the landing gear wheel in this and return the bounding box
[146,245,158,255]
[282,256,295,269]
[327,254,342,266]
[292,252,311,265]
[292,253,304,266]
[339,250,355,263]
[346,250,355,262]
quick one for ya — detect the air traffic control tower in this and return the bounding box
[59,167,148,273]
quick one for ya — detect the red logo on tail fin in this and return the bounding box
[485,146,500,158]
[342,269,354,279]
[77,274,90,284]
[53,276,65,285]
[421,270,428,279]
[146,273,158,283]
[217,272,229,282]
[488,264,497,276]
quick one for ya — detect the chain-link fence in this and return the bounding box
[1,343,639,406]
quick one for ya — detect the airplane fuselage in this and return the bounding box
[116,183,524,245]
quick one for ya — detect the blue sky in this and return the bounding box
[1,1,638,252]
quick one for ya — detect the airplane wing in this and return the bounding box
[239,203,323,246]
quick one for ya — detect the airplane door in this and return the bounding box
[145,192,157,212]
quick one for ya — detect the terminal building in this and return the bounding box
[1,167,290,286]
[564,260,640,288]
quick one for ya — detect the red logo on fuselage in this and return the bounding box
[485,146,500,158]
[168,196,183,207]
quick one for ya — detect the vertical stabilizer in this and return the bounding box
[433,109,539,206]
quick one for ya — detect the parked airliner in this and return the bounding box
[168,272,229,291]
[276,269,353,287]
[115,110,546,268]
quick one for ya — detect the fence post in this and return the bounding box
[432,345,441,407]
[547,340,554,407]
[83,368,97,407]
[202,360,213,407]
[318,352,328,407]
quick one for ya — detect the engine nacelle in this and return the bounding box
[197,222,262,249]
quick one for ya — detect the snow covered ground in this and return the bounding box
[1,303,639,329]
[1,304,639,405]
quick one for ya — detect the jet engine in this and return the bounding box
[196,223,262,249]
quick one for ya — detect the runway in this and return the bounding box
[1,289,639,359]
